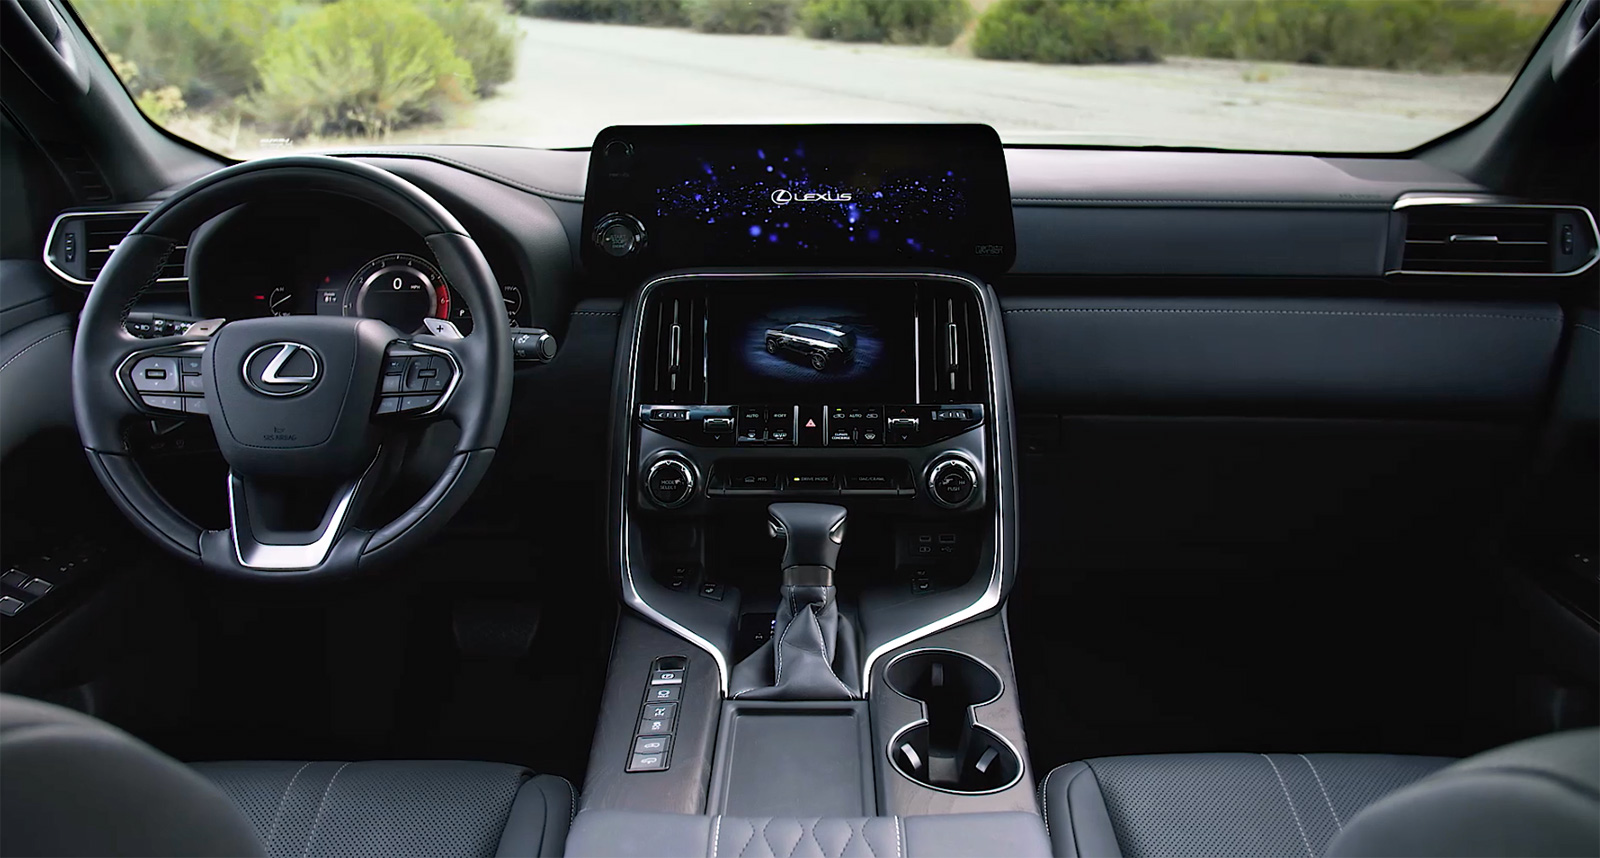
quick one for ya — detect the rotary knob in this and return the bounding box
[927,456,978,509]
[593,212,647,259]
[645,456,696,509]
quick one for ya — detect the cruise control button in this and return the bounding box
[383,356,409,375]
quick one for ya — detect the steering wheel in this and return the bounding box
[72,156,512,582]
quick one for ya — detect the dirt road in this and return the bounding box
[386,17,1510,152]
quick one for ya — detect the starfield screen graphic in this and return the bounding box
[581,125,1016,273]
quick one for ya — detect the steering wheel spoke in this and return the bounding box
[372,339,462,420]
[226,453,383,571]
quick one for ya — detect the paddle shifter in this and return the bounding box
[730,502,858,699]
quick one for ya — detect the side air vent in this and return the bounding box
[639,290,706,404]
[43,211,188,288]
[919,285,987,402]
[1393,200,1598,276]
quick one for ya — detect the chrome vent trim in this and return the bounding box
[1389,195,1598,277]
[43,210,189,287]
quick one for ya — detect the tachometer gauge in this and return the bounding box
[267,286,294,316]
[345,253,451,331]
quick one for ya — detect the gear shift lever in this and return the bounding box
[768,502,847,585]
[731,502,858,699]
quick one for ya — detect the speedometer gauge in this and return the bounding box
[345,253,451,331]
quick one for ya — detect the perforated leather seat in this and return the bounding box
[1040,731,1599,858]
[0,694,573,857]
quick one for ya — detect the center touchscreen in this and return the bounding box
[708,285,915,405]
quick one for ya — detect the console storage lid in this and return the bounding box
[566,810,1051,858]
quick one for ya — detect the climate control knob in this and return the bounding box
[592,212,647,258]
[927,456,978,509]
[645,456,697,509]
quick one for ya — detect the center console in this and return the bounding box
[585,124,1033,842]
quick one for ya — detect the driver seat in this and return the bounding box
[0,694,573,857]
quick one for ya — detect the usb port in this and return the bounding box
[938,533,957,544]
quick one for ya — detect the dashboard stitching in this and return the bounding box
[335,152,586,202]
[120,241,176,325]
[1003,308,1560,323]
[1574,324,1600,336]
[570,310,620,316]
[0,328,69,375]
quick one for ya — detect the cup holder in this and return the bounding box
[884,650,1022,795]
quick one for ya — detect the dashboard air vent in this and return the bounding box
[44,211,187,287]
[42,142,112,203]
[640,290,706,404]
[1394,202,1597,276]
[920,285,986,402]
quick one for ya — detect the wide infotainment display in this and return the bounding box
[582,124,1014,274]
[708,285,915,405]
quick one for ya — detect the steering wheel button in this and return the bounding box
[383,357,408,375]
[375,397,401,415]
[131,357,179,392]
[180,373,204,393]
[180,357,203,374]
[400,395,438,412]
[381,374,402,393]
[140,395,184,412]
[183,397,209,416]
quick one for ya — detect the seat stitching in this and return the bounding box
[565,777,578,825]
[263,762,315,853]
[1298,755,1343,830]
[0,328,70,375]
[1261,754,1314,858]
[841,818,860,858]
[736,818,759,858]
[300,761,351,858]
[1038,764,1060,835]
[803,818,821,858]
[895,816,904,858]
[759,818,784,858]
[710,815,722,858]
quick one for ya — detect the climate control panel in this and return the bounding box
[640,403,983,448]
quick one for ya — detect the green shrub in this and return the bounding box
[252,0,475,138]
[513,0,690,26]
[421,0,519,95]
[973,0,1165,63]
[1154,0,1546,73]
[76,0,292,107]
[687,0,798,34]
[799,0,970,44]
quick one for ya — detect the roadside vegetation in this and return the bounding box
[81,0,1552,152]
[79,0,518,148]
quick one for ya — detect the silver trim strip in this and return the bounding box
[227,456,377,571]
[1387,195,1598,277]
[42,210,189,286]
[620,271,1009,698]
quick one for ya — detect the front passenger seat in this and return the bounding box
[0,694,572,857]
[1041,730,1598,858]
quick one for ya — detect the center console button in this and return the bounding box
[730,473,775,490]
[798,406,824,447]
[702,416,733,434]
[646,458,696,508]
[859,426,883,445]
[767,425,793,444]
[788,474,835,491]
[829,428,855,446]
[634,735,671,755]
[737,405,767,443]
[843,474,893,491]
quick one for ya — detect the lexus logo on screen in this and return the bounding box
[770,188,853,206]
[242,342,322,397]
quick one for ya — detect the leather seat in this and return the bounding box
[1040,730,1598,858]
[0,694,573,857]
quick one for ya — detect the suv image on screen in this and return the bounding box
[764,321,856,371]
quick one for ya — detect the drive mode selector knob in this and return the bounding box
[927,456,978,508]
[645,456,696,509]
[593,212,647,258]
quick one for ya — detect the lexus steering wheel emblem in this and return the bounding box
[242,342,322,397]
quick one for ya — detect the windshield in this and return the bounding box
[73,0,1560,157]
